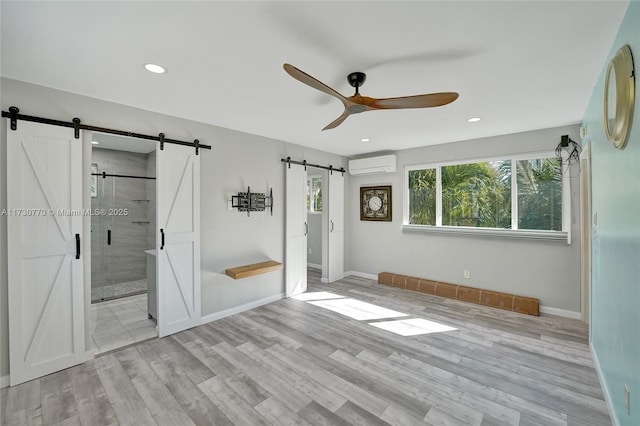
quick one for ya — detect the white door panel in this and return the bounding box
[328,172,344,283]
[157,143,201,337]
[7,120,85,386]
[286,165,307,297]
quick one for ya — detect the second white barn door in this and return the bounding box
[7,120,85,386]
[327,171,344,282]
[156,143,201,337]
[285,164,307,297]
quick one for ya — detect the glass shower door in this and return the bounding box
[90,165,115,302]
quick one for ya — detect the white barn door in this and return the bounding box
[7,120,85,386]
[285,164,307,297]
[156,143,201,337]
[327,172,344,282]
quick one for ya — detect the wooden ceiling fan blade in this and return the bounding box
[370,92,459,109]
[322,110,351,131]
[283,63,347,104]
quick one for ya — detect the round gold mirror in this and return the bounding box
[604,45,635,150]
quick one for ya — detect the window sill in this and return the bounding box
[402,224,569,243]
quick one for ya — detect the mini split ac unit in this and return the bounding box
[348,154,397,176]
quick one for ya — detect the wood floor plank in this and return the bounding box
[135,340,233,426]
[172,329,270,407]
[114,347,195,426]
[298,400,351,426]
[380,404,430,426]
[211,341,312,412]
[93,354,157,426]
[4,378,41,416]
[198,376,270,426]
[0,387,7,424]
[69,362,119,426]
[382,351,567,426]
[266,344,390,418]
[156,336,215,385]
[40,369,79,425]
[237,341,347,412]
[254,397,313,426]
[329,349,486,425]
[226,314,303,350]
[334,400,391,426]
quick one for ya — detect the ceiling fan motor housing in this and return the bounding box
[347,72,367,89]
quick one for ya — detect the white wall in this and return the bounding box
[347,125,582,312]
[0,78,348,377]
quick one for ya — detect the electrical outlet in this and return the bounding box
[308,248,312,254]
[464,270,470,279]
[625,384,630,415]
[227,200,233,210]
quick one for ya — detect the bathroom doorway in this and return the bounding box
[90,133,157,353]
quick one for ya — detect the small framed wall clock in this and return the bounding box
[360,185,392,221]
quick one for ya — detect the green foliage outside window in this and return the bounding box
[307,176,322,212]
[408,157,562,231]
[517,158,562,231]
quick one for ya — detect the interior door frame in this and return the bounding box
[580,143,592,327]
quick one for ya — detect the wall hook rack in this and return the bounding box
[231,187,273,217]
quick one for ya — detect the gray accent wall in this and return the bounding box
[0,78,348,377]
[347,125,582,313]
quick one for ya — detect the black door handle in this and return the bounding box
[107,229,111,246]
[160,229,165,250]
[75,234,81,259]
[330,220,335,232]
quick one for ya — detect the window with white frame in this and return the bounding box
[405,152,569,236]
[307,176,323,213]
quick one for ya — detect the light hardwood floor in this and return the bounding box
[1,269,610,425]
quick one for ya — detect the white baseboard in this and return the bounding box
[200,293,285,325]
[307,263,322,270]
[0,375,9,388]
[539,306,581,319]
[345,270,378,281]
[320,277,329,283]
[591,343,619,426]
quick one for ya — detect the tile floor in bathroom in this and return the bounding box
[91,293,157,354]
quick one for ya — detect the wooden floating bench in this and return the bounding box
[378,272,540,316]
[226,260,283,280]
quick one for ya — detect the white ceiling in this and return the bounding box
[1,1,628,156]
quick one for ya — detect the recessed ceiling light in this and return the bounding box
[91,141,99,145]
[468,117,481,122]
[144,63,167,74]
[360,138,370,142]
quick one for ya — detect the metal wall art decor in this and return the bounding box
[231,187,273,217]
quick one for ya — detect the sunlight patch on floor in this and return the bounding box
[292,291,345,301]
[369,318,458,336]
[308,298,409,321]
